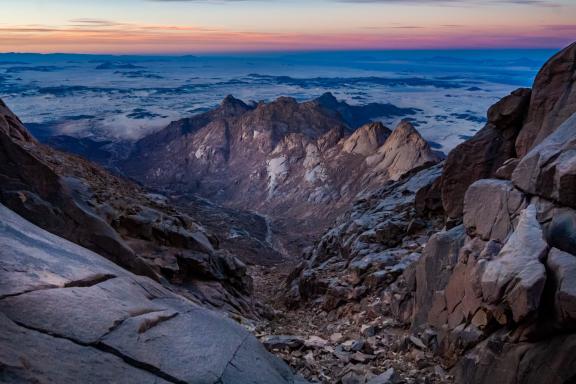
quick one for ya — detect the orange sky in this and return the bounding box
[1,0,575,53]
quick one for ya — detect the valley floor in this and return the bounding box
[249,264,453,384]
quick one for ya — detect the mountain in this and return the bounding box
[121,93,440,255]
[285,42,576,383]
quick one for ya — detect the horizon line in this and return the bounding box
[0,46,563,57]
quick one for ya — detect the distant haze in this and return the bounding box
[0,0,574,53]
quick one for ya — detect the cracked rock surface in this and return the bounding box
[0,203,306,384]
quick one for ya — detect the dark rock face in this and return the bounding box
[0,204,304,384]
[121,94,439,255]
[515,42,576,157]
[313,91,419,128]
[441,88,531,219]
[0,98,258,318]
[398,43,576,384]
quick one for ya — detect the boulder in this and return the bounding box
[366,368,399,384]
[463,179,527,243]
[454,332,576,384]
[516,42,576,157]
[413,225,466,327]
[513,112,576,209]
[441,88,531,218]
[0,203,303,384]
[547,248,576,324]
[481,204,549,322]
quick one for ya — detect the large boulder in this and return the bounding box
[480,204,549,323]
[513,112,576,209]
[463,179,527,243]
[454,332,576,384]
[547,248,576,325]
[0,203,304,384]
[413,224,466,328]
[441,88,531,219]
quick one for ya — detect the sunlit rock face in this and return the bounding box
[121,93,440,255]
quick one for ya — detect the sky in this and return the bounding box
[1,0,575,54]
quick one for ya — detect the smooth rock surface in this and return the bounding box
[0,203,304,384]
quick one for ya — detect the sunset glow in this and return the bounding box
[1,0,575,53]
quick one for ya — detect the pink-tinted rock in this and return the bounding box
[547,248,576,324]
[463,179,527,243]
[516,42,576,157]
[441,88,531,219]
[481,205,549,323]
[513,112,576,209]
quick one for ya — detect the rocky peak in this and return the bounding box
[368,119,440,180]
[314,92,339,108]
[121,94,435,258]
[219,94,252,117]
[342,121,391,156]
[389,119,420,139]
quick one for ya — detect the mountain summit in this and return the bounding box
[121,94,439,254]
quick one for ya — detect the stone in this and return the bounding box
[513,112,576,209]
[0,204,303,384]
[366,368,399,384]
[304,336,329,349]
[330,332,344,343]
[516,42,576,157]
[547,248,576,324]
[351,351,374,363]
[414,225,466,327]
[481,204,549,322]
[361,324,376,337]
[463,179,527,242]
[454,333,576,384]
[495,158,520,180]
[341,371,365,384]
[342,339,365,352]
[262,335,305,350]
[409,335,427,350]
[441,88,531,218]
[547,208,576,256]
